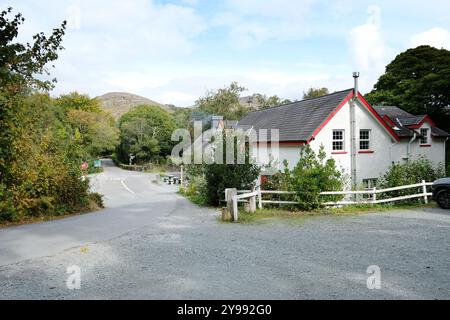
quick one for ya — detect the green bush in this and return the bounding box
[378,157,445,201]
[89,192,104,208]
[290,145,344,211]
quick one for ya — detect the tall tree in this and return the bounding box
[303,87,329,100]
[117,105,176,164]
[196,82,248,120]
[0,7,65,184]
[248,93,291,110]
[366,45,450,132]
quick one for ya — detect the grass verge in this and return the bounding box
[235,202,436,224]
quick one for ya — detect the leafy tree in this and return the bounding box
[290,145,343,210]
[248,93,291,110]
[67,109,119,157]
[56,92,103,113]
[117,105,176,164]
[366,45,450,132]
[1,7,66,186]
[197,82,248,120]
[202,133,261,206]
[303,87,329,100]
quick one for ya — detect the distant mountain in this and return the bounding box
[97,92,176,119]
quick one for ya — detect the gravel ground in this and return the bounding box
[1,206,449,299]
[1,161,449,299]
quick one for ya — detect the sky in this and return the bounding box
[3,0,450,107]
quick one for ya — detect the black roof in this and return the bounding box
[237,89,353,142]
[373,105,449,138]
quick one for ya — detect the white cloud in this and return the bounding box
[348,5,392,92]
[214,0,315,48]
[410,27,450,50]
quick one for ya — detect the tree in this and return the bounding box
[202,132,260,206]
[1,7,65,187]
[67,109,119,157]
[117,105,176,164]
[303,87,329,100]
[196,82,248,120]
[365,45,450,132]
[56,92,103,113]
[290,145,343,210]
[248,93,291,110]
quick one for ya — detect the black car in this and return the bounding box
[432,178,450,209]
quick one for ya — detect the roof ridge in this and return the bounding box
[241,88,353,116]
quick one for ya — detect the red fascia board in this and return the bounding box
[308,91,354,143]
[407,115,436,129]
[382,115,396,127]
[357,93,400,142]
[358,150,374,154]
[308,91,400,143]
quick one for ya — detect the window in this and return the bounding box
[420,128,429,145]
[359,129,371,150]
[332,130,344,151]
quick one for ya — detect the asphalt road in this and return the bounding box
[0,160,449,299]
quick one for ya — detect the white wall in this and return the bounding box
[252,100,447,185]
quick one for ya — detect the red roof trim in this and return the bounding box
[357,93,401,142]
[308,91,354,143]
[406,115,436,129]
[308,91,400,143]
[382,115,396,127]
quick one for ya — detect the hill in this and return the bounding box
[97,92,176,119]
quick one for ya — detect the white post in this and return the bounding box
[258,187,262,209]
[232,195,238,222]
[372,187,377,204]
[180,165,184,186]
[422,180,428,204]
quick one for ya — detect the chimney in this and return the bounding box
[211,115,223,129]
[353,72,360,98]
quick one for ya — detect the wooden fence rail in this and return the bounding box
[225,180,432,222]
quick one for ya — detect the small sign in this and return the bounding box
[94,160,102,168]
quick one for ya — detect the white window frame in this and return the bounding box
[359,129,371,150]
[332,129,345,151]
[420,128,429,145]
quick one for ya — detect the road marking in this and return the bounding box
[120,180,135,194]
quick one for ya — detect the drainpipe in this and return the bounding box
[406,132,417,162]
[350,72,359,189]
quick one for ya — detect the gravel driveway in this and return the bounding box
[1,161,449,299]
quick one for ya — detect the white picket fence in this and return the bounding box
[225,180,432,222]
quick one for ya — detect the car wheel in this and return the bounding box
[436,189,450,209]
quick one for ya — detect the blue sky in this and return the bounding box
[3,0,450,106]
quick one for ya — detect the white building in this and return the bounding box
[237,75,449,188]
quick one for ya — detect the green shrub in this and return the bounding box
[89,192,104,208]
[378,157,445,201]
[290,145,344,211]
[28,197,55,217]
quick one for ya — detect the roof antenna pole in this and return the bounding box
[350,72,360,190]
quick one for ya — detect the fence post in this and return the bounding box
[249,189,257,213]
[372,187,377,205]
[422,180,428,204]
[232,195,238,222]
[225,188,238,222]
[258,187,262,209]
